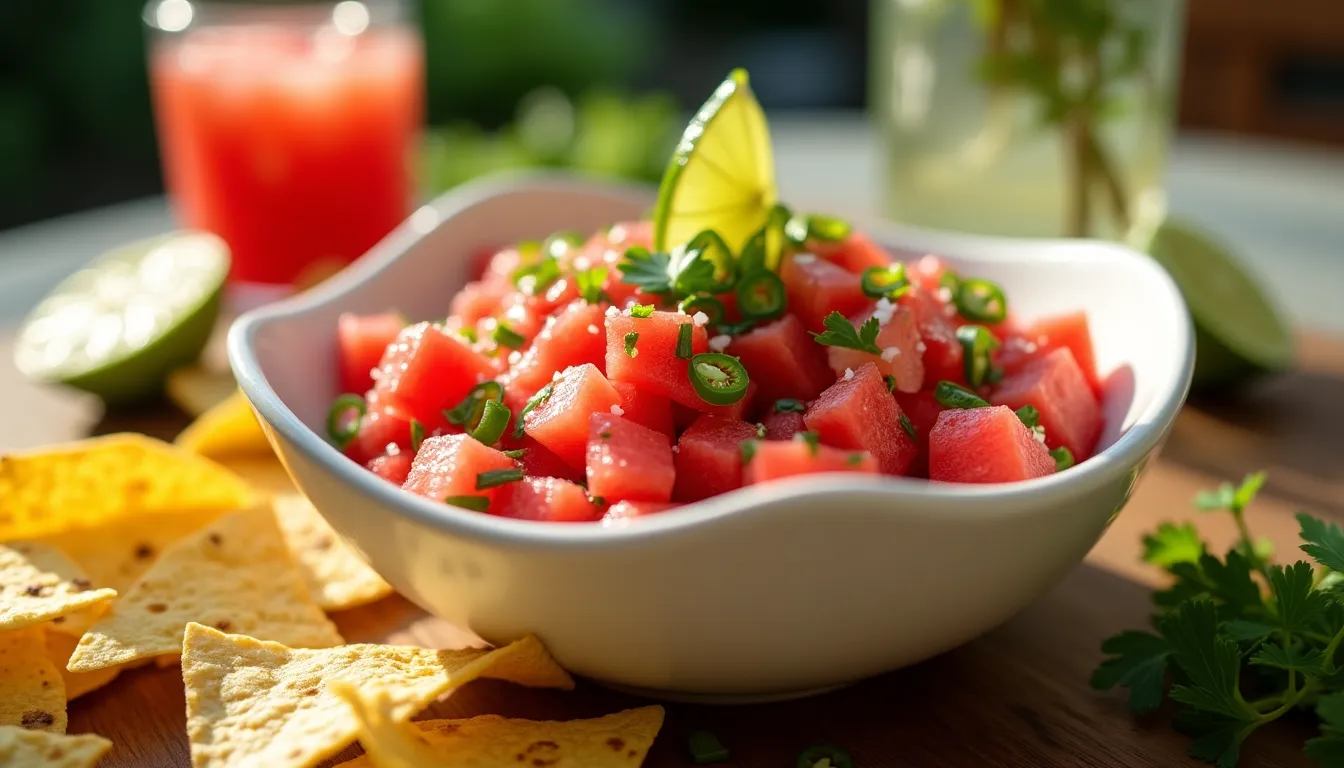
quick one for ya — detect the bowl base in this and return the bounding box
[593,679,853,705]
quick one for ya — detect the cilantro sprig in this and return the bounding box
[811,311,881,355]
[1094,472,1344,767]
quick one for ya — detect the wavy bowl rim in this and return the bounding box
[228,170,1195,551]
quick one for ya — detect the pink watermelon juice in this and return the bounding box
[325,221,1103,523]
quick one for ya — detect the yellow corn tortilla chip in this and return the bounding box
[333,681,664,768]
[0,433,255,541]
[67,507,343,673]
[0,626,67,733]
[0,726,112,767]
[0,542,117,633]
[167,365,238,417]
[43,630,120,701]
[182,622,574,768]
[176,390,272,459]
[272,493,393,611]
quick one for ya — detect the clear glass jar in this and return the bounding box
[871,0,1186,242]
[144,0,425,289]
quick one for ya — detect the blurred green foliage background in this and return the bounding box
[0,0,867,232]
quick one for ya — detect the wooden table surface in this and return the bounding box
[3,330,1343,768]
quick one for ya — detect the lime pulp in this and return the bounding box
[13,231,231,405]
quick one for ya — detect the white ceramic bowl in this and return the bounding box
[229,173,1193,702]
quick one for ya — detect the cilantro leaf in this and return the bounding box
[1173,710,1253,768]
[1268,561,1332,636]
[1300,512,1344,573]
[668,243,722,295]
[1195,484,1236,512]
[1233,471,1267,510]
[1249,643,1323,674]
[1090,630,1171,713]
[575,266,610,304]
[1142,522,1207,569]
[618,246,673,294]
[512,257,562,297]
[1204,551,1264,615]
[1158,600,1260,721]
[1222,620,1275,643]
[1195,472,1267,514]
[811,311,881,355]
[1306,693,1344,764]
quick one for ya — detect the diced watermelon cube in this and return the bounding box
[672,415,760,502]
[671,380,758,430]
[586,413,675,503]
[808,232,893,275]
[373,322,497,427]
[744,439,878,484]
[337,312,405,395]
[511,436,585,484]
[402,434,518,511]
[344,396,426,466]
[479,245,529,285]
[611,381,675,439]
[927,406,1056,483]
[605,311,709,410]
[496,477,600,522]
[990,347,1103,461]
[761,408,807,440]
[826,304,925,393]
[523,363,621,471]
[893,389,945,478]
[574,221,655,305]
[449,281,510,327]
[804,362,918,476]
[366,451,413,486]
[727,315,834,403]
[506,299,608,400]
[1000,311,1102,397]
[482,294,547,348]
[781,253,871,334]
[900,285,964,387]
[601,500,678,523]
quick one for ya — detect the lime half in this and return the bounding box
[14,231,230,405]
[1142,219,1293,390]
[653,68,777,256]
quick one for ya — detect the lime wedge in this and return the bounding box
[1141,219,1293,390]
[14,231,230,405]
[653,68,777,256]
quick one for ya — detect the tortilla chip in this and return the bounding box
[333,682,663,768]
[272,493,393,611]
[43,631,120,701]
[0,543,117,633]
[176,390,272,459]
[39,509,224,600]
[0,726,112,767]
[167,365,237,417]
[0,627,67,733]
[181,622,574,768]
[0,434,255,541]
[67,508,343,672]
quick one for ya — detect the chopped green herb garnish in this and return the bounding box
[1050,446,1074,471]
[883,374,898,393]
[575,266,610,304]
[599,431,612,440]
[676,229,736,293]
[512,257,562,297]
[899,413,916,440]
[740,439,757,465]
[618,246,674,295]
[443,495,489,512]
[956,324,1002,388]
[811,311,881,355]
[774,398,805,413]
[475,468,524,490]
[456,326,479,344]
[409,419,425,452]
[501,448,526,460]
[796,430,821,455]
[846,453,865,466]
[445,381,504,430]
[469,399,511,445]
[491,323,526,349]
[934,380,990,409]
[325,394,366,450]
[630,304,655,318]
[675,323,693,360]
[796,743,855,768]
[1015,405,1041,429]
[755,423,767,439]
[589,495,606,507]
[512,381,554,438]
[688,729,729,764]
[623,332,640,358]
[540,231,584,261]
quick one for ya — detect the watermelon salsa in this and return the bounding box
[324,216,1105,524]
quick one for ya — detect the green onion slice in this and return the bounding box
[954,278,1008,324]
[899,413,916,440]
[624,332,639,358]
[774,398,805,413]
[457,326,479,344]
[491,323,525,349]
[1051,446,1075,471]
[796,744,855,768]
[796,430,821,454]
[688,353,750,406]
[409,420,425,452]
[860,263,911,300]
[512,257,561,297]
[502,448,526,460]
[934,380,990,409]
[476,467,524,490]
[736,271,786,320]
[883,374,898,393]
[676,323,694,360]
[325,394,366,450]
[678,295,726,326]
[445,381,504,430]
[786,214,852,245]
[688,730,729,764]
[470,399,511,446]
[630,304,655,318]
[443,494,490,512]
[956,324,1003,388]
[1015,405,1040,429]
[513,381,555,438]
